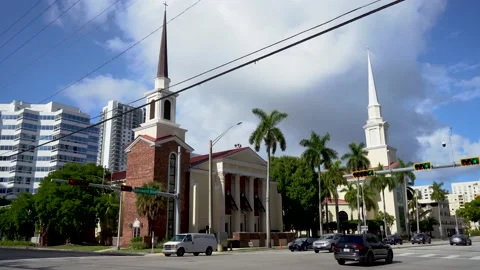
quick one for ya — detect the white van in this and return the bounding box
[162,233,217,257]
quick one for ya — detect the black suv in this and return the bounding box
[333,234,393,266]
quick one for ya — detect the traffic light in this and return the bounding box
[68,179,89,186]
[460,157,480,166]
[352,169,376,178]
[120,185,133,192]
[413,162,432,171]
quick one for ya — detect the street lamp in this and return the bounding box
[443,127,458,234]
[208,122,243,238]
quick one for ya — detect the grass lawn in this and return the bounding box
[47,245,113,252]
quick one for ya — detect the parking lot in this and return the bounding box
[1,244,478,270]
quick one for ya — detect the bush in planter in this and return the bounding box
[130,236,146,250]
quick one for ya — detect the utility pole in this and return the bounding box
[356,177,361,233]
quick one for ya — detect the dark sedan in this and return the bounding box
[288,237,316,252]
[450,234,472,246]
[333,234,393,266]
[411,233,431,244]
[383,234,403,245]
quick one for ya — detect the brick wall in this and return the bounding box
[121,137,191,247]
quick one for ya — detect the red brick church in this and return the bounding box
[118,9,194,247]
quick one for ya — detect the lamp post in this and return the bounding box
[443,127,458,234]
[208,122,243,239]
[415,190,420,234]
[356,177,361,233]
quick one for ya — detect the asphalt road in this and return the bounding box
[0,247,134,261]
[1,243,478,270]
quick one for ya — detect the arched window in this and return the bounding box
[163,100,171,120]
[166,153,176,237]
[149,100,156,120]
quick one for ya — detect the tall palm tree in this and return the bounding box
[324,160,347,232]
[299,131,338,236]
[341,142,370,231]
[370,163,397,237]
[136,181,167,236]
[249,108,288,248]
[430,181,447,238]
[392,159,416,236]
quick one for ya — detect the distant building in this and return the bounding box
[450,180,480,229]
[0,100,99,199]
[96,100,144,172]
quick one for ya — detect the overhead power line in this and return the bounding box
[37,0,202,104]
[6,0,405,159]
[0,0,59,50]
[85,0,384,123]
[0,0,82,66]
[0,0,43,40]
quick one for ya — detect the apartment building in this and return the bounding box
[0,100,99,199]
[96,100,144,172]
[450,180,480,229]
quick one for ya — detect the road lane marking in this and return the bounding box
[418,254,436,257]
[469,256,480,260]
[443,255,460,259]
[396,253,414,256]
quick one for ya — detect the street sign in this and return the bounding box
[134,187,158,195]
[361,225,368,231]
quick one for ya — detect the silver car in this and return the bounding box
[313,233,344,253]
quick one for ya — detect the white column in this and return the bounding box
[191,184,198,233]
[248,177,255,232]
[216,173,226,233]
[233,174,241,232]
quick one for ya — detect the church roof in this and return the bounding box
[367,49,379,107]
[157,10,168,78]
[190,147,250,167]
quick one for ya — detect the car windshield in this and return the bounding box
[414,233,424,237]
[320,234,334,240]
[338,235,363,244]
[170,234,186,241]
[452,234,463,238]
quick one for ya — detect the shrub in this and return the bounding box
[130,236,146,250]
[0,240,36,247]
[468,229,480,236]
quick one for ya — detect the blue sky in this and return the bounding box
[0,0,479,191]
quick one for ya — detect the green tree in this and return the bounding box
[430,181,447,238]
[96,192,119,245]
[392,158,416,234]
[35,163,107,246]
[341,142,370,230]
[7,193,37,240]
[341,183,357,220]
[299,131,338,235]
[457,197,480,223]
[0,196,11,206]
[271,156,317,232]
[370,163,397,235]
[375,211,395,228]
[136,181,167,235]
[0,207,15,239]
[323,160,346,232]
[249,108,288,247]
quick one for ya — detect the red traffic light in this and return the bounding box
[68,179,89,186]
[120,185,133,192]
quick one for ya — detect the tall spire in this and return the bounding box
[367,49,379,107]
[157,8,168,78]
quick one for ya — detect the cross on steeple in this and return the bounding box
[163,1,168,10]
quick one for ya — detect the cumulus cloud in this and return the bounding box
[58,0,479,176]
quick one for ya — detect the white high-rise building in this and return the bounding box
[97,100,144,172]
[451,180,480,202]
[0,100,99,199]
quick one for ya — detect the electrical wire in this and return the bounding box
[0,0,43,40]
[50,0,385,124]
[5,0,405,159]
[0,0,124,90]
[0,0,60,50]
[37,0,203,104]
[0,0,82,66]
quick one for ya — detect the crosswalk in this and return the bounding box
[396,252,480,260]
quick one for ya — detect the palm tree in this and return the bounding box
[249,108,288,248]
[430,181,447,238]
[299,131,338,236]
[323,160,347,232]
[341,142,370,231]
[392,159,416,236]
[136,181,167,236]
[359,182,378,218]
[370,163,397,237]
[341,183,357,220]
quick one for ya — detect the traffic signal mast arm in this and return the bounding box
[343,157,479,178]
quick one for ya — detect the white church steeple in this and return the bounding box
[363,50,397,166]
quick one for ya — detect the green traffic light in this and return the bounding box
[473,158,479,164]
[424,163,430,169]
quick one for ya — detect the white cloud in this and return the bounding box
[61,0,467,168]
[416,127,480,181]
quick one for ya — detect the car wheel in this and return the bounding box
[314,250,319,253]
[337,259,346,265]
[164,254,171,257]
[329,245,334,253]
[400,241,403,245]
[422,240,425,244]
[365,252,375,266]
[450,243,453,246]
[193,252,199,256]
[428,240,431,244]
[291,249,295,252]
[176,248,185,257]
[385,250,393,264]
[205,247,213,256]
